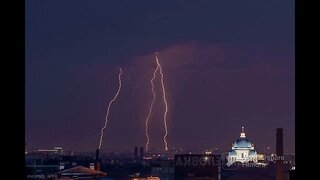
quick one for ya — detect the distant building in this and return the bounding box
[134,147,139,160]
[174,154,221,180]
[204,150,212,155]
[134,146,144,161]
[257,154,265,161]
[140,147,144,160]
[55,166,107,179]
[151,160,174,179]
[37,147,63,155]
[289,169,295,180]
[227,127,258,164]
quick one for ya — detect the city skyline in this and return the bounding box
[26,0,294,153]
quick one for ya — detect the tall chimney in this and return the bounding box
[96,149,100,162]
[276,128,284,180]
[134,147,138,160]
[95,149,101,171]
[139,147,144,160]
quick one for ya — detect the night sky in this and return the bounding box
[26,0,294,153]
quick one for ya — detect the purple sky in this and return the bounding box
[26,0,294,153]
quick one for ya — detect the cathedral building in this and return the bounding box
[227,127,258,164]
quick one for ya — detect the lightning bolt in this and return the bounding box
[98,67,123,149]
[145,64,159,152]
[155,55,169,151]
[145,52,169,151]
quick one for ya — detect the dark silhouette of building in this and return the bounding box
[55,166,106,179]
[95,149,101,171]
[95,149,100,162]
[276,128,284,180]
[134,147,144,160]
[289,169,295,180]
[134,147,139,160]
[174,154,220,180]
[139,147,144,160]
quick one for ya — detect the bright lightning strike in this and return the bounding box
[155,55,169,151]
[145,64,159,152]
[98,68,123,150]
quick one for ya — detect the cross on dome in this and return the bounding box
[240,126,246,138]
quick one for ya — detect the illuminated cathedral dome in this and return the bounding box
[232,127,253,148]
[227,127,258,164]
[233,139,252,148]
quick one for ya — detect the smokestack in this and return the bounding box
[95,149,101,171]
[276,128,284,180]
[96,149,100,162]
[139,147,144,160]
[134,147,138,160]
